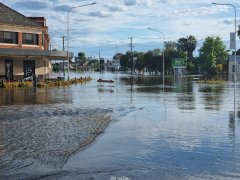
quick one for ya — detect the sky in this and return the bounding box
[2,0,240,59]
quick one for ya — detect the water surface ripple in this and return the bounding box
[1,73,240,179]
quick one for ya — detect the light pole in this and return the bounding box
[67,2,97,80]
[147,28,166,77]
[148,28,166,119]
[212,3,237,118]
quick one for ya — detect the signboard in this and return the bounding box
[172,58,186,68]
[230,32,236,50]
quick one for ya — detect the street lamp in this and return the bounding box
[147,28,166,77]
[148,28,166,118]
[212,3,237,118]
[67,2,97,80]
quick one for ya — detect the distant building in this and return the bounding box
[228,55,240,81]
[0,3,73,81]
[112,53,121,71]
[100,58,105,71]
[105,60,114,71]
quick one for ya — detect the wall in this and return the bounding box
[0,56,50,81]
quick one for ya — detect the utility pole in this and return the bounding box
[99,51,101,72]
[91,54,93,72]
[116,43,118,54]
[62,36,65,77]
[129,37,134,74]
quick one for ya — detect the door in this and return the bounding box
[5,59,13,81]
[23,60,35,80]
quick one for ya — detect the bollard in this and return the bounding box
[33,75,38,88]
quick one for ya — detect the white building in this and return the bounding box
[228,55,240,81]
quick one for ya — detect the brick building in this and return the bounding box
[0,3,73,81]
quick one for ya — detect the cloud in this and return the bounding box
[158,0,183,4]
[124,0,137,6]
[88,11,111,18]
[14,1,49,10]
[221,18,240,25]
[3,0,238,58]
[105,4,126,12]
[124,0,153,6]
[183,22,193,26]
[222,19,233,25]
[53,5,72,12]
[169,6,229,17]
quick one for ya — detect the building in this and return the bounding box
[228,55,240,81]
[0,3,73,81]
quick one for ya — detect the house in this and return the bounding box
[0,3,73,81]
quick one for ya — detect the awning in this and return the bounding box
[0,48,74,60]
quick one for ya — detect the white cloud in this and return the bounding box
[105,4,126,12]
[2,0,240,57]
[88,11,111,18]
[169,6,229,17]
[124,0,153,6]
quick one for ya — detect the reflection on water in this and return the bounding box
[1,72,240,179]
[0,87,73,105]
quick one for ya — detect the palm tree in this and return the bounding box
[177,35,197,61]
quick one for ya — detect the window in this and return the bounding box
[22,33,38,45]
[0,31,18,44]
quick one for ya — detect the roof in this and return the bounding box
[0,48,74,60]
[0,3,41,28]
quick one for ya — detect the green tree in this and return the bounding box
[177,36,197,73]
[120,51,132,70]
[198,36,228,75]
[177,35,197,61]
[77,52,87,62]
[142,49,162,74]
[164,41,177,50]
[164,44,187,74]
[134,52,145,72]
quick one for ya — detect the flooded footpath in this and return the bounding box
[1,72,240,179]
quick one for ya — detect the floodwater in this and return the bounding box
[1,72,240,180]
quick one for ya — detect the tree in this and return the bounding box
[77,52,87,62]
[177,35,197,61]
[164,41,177,50]
[120,51,132,70]
[198,36,228,75]
[177,35,197,73]
[142,49,162,74]
[164,48,187,74]
[134,52,145,72]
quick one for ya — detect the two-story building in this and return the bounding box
[0,3,73,81]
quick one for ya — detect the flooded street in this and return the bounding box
[1,72,240,179]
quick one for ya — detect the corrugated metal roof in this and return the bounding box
[0,3,41,28]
